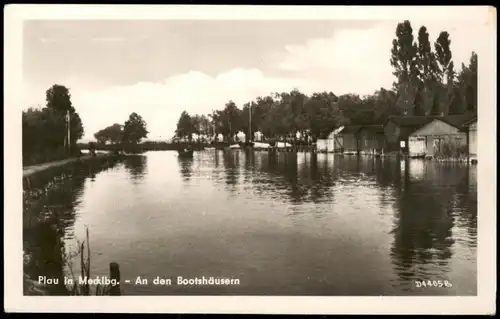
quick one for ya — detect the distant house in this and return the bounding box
[357,125,386,155]
[463,117,478,162]
[407,115,473,158]
[336,125,362,154]
[384,116,435,153]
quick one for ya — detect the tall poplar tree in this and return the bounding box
[434,31,455,115]
[390,20,419,115]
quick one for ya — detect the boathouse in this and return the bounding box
[463,117,478,162]
[316,126,344,153]
[407,115,473,158]
[357,125,386,155]
[336,125,362,154]
[383,116,435,153]
[316,139,329,152]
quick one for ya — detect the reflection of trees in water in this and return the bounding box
[177,157,194,182]
[211,151,224,183]
[242,149,255,185]
[222,151,241,193]
[372,158,399,188]
[259,152,302,203]
[23,160,118,295]
[124,155,147,183]
[388,160,475,286]
[214,150,221,168]
[247,152,337,204]
[308,154,337,202]
[451,165,478,246]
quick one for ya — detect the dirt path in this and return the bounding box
[22,155,109,177]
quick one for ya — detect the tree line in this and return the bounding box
[391,21,477,116]
[93,113,149,152]
[175,20,477,143]
[22,85,85,165]
[23,83,150,165]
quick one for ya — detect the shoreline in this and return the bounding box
[23,153,118,178]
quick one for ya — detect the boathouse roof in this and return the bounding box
[438,114,476,129]
[386,116,434,128]
[339,125,363,134]
[358,125,385,134]
[461,116,478,127]
[387,114,475,130]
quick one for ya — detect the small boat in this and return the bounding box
[178,149,194,158]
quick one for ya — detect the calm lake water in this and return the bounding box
[24,150,477,296]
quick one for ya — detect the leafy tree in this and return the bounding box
[390,20,419,114]
[413,81,426,116]
[22,85,84,164]
[175,111,194,141]
[306,92,344,139]
[434,31,455,115]
[45,84,84,148]
[122,112,148,145]
[430,87,442,115]
[456,52,478,114]
[416,26,440,114]
[46,84,73,114]
[435,32,454,83]
[94,124,123,144]
[213,101,242,140]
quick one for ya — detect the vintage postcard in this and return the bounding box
[4,4,497,315]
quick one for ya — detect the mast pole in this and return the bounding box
[249,105,252,142]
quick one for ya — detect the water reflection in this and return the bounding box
[124,155,147,183]
[23,159,120,295]
[210,152,476,294]
[454,166,478,247]
[177,156,194,182]
[389,160,475,291]
[223,150,240,195]
[24,151,477,296]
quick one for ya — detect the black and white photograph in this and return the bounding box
[4,4,496,315]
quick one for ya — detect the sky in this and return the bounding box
[22,15,486,142]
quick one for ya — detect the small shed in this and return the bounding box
[315,126,344,153]
[384,116,435,153]
[408,115,472,158]
[337,125,362,154]
[330,126,345,152]
[357,125,386,154]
